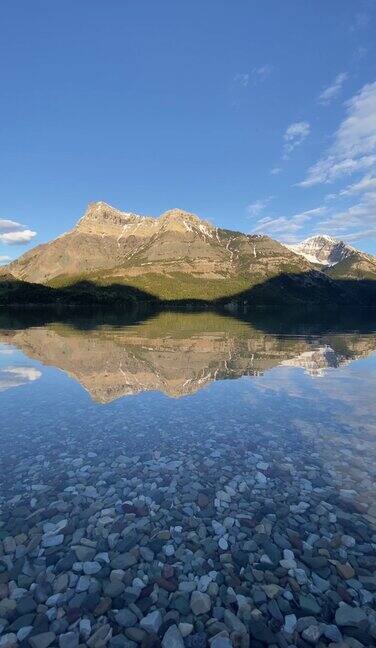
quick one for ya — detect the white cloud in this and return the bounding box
[270,166,282,175]
[339,173,376,196]
[353,45,367,62]
[318,72,347,106]
[233,64,273,89]
[316,188,376,241]
[284,121,310,155]
[341,228,376,242]
[0,255,11,263]
[0,215,37,246]
[281,85,376,243]
[0,229,37,245]
[233,73,250,87]
[247,196,273,217]
[353,11,371,30]
[5,367,41,381]
[300,155,376,188]
[252,207,326,241]
[0,218,23,231]
[324,192,338,201]
[299,81,376,187]
[252,64,273,81]
[0,366,42,392]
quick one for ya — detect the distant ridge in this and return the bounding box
[1,202,375,305]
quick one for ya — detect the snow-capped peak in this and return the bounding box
[286,235,356,266]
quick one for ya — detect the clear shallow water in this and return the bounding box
[0,309,376,646]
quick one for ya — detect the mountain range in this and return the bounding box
[1,201,375,306]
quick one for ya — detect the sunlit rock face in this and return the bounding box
[0,312,374,402]
[1,201,311,291]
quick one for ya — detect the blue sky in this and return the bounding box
[1,0,376,263]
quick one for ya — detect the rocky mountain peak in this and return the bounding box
[77,201,143,234]
[78,203,211,232]
[160,208,199,220]
[81,201,129,220]
[158,208,215,237]
[287,234,356,266]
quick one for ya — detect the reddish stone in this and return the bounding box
[289,535,303,551]
[139,584,154,599]
[135,505,149,517]
[94,597,112,616]
[155,576,177,592]
[337,585,353,604]
[336,563,355,580]
[238,516,256,529]
[197,493,210,508]
[141,635,161,648]
[162,564,174,579]
[66,608,81,623]
[288,577,300,593]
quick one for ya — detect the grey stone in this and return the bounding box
[0,634,17,648]
[190,591,211,615]
[76,575,91,592]
[3,537,16,554]
[87,623,112,647]
[111,553,137,570]
[109,637,137,648]
[17,627,33,642]
[73,545,95,561]
[210,637,232,648]
[297,617,318,633]
[162,625,184,648]
[139,547,154,562]
[29,632,56,648]
[115,609,138,628]
[299,594,321,616]
[178,623,193,638]
[59,632,79,648]
[140,610,163,634]
[311,573,330,592]
[42,534,64,548]
[302,624,321,644]
[79,619,92,640]
[335,604,368,627]
[223,609,247,635]
[323,624,343,642]
[283,613,297,635]
[83,561,102,575]
[104,581,125,598]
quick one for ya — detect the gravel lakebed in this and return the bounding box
[0,413,375,648]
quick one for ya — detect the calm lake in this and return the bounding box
[0,308,376,646]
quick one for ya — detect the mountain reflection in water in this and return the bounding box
[0,310,375,401]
